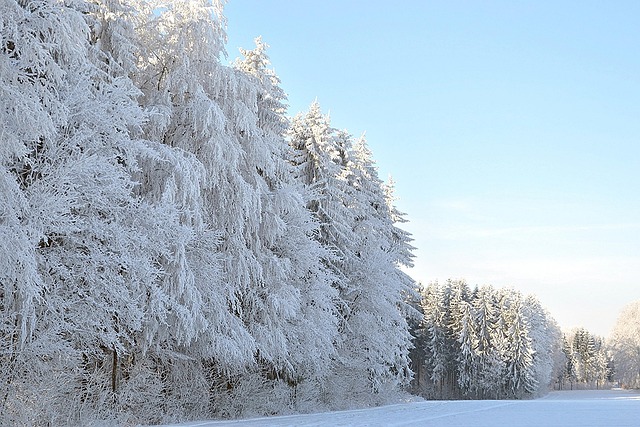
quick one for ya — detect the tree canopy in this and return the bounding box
[0,1,414,424]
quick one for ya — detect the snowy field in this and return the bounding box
[161,389,640,427]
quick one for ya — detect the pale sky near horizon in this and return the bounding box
[223,1,640,337]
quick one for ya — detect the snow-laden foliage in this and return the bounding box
[555,328,613,391]
[410,280,561,399]
[288,103,416,409]
[610,300,640,389]
[0,1,173,424]
[0,0,414,424]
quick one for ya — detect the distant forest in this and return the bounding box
[1,1,638,426]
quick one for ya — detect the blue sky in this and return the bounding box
[223,1,640,336]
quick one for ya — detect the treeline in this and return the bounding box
[3,1,637,425]
[1,1,414,425]
[409,279,562,399]
[556,328,613,390]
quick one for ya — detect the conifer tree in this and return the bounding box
[521,295,562,395]
[502,294,537,397]
[456,298,477,396]
[472,285,504,398]
[229,37,339,413]
[418,281,450,399]
[289,103,414,407]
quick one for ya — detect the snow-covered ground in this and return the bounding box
[161,389,640,427]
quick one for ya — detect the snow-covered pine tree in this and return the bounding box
[500,292,537,398]
[446,279,472,397]
[227,37,340,414]
[426,282,453,397]
[455,297,477,396]
[288,103,414,408]
[407,286,428,395]
[559,333,578,389]
[344,134,415,397]
[591,335,610,389]
[471,285,504,398]
[521,295,562,395]
[415,281,454,398]
[572,329,588,384]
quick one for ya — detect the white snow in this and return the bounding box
[160,389,640,427]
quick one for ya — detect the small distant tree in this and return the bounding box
[557,328,612,391]
[610,300,640,389]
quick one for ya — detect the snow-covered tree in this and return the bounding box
[413,280,560,400]
[0,1,196,423]
[407,287,428,395]
[500,293,537,398]
[1,0,418,423]
[521,295,562,395]
[556,328,612,391]
[415,281,456,398]
[558,334,578,389]
[224,37,340,415]
[288,103,415,408]
[471,285,504,398]
[610,300,640,389]
[455,298,477,395]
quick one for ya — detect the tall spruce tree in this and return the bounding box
[522,295,562,395]
[472,285,504,398]
[501,293,537,398]
[289,103,414,408]
[229,37,339,414]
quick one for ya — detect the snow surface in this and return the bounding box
[160,389,640,427]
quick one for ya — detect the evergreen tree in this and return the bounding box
[521,295,562,395]
[472,285,504,398]
[455,298,477,396]
[229,37,339,413]
[288,103,415,407]
[559,334,578,390]
[423,282,450,397]
[501,293,537,398]
[414,280,559,400]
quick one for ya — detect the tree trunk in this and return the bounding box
[112,348,118,393]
